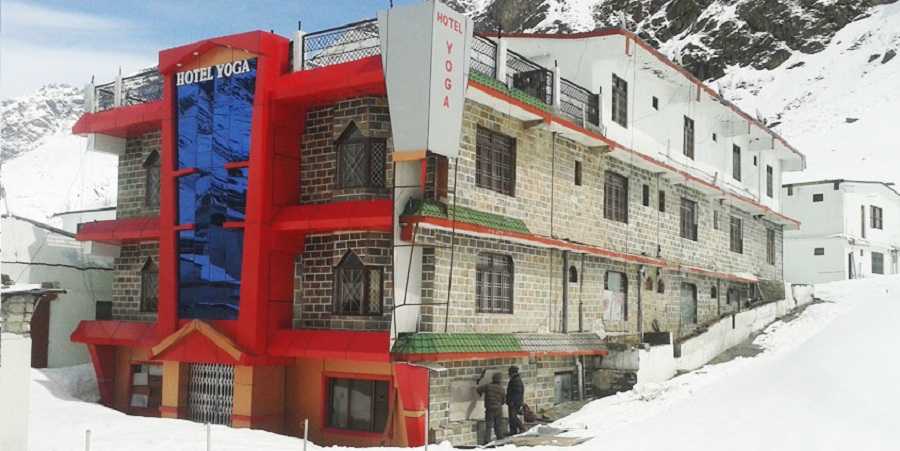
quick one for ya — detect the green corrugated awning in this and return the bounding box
[402,199,530,234]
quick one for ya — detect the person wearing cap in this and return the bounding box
[476,372,506,441]
[506,366,525,435]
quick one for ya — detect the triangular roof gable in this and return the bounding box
[150,320,244,364]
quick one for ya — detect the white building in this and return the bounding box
[781,179,900,283]
[1,211,114,367]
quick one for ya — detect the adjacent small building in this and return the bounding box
[781,179,900,283]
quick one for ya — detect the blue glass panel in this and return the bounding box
[175,58,256,320]
[177,174,198,225]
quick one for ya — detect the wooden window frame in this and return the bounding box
[476,253,514,314]
[732,145,742,181]
[612,74,628,127]
[335,123,387,190]
[604,170,629,223]
[766,165,774,198]
[475,126,517,196]
[766,229,776,265]
[140,258,158,313]
[333,251,384,316]
[871,205,883,229]
[680,197,698,241]
[730,216,743,254]
[683,116,695,159]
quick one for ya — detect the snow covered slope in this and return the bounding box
[718,2,900,186]
[27,276,900,450]
[1,85,116,222]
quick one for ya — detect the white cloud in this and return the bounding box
[1,1,132,32]
[1,39,155,98]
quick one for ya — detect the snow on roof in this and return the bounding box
[0,284,66,297]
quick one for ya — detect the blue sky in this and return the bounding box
[1,0,419,98]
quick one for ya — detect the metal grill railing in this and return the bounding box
[469,35,497,78]
[302,19,380,70]
[505,49,553,105]
[93,67,163,112]
[187,363,234,426]
[560,76,600,128]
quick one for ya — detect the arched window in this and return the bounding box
[140,258,158,313]
[335,122,386,190]
[144,151,160,208]
[568,265,578,283]
[333,251,383,315]
[657,278,665,294]
[710,285,718,299]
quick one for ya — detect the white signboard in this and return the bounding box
[378,0,473,159]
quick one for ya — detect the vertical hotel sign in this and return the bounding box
[378,0,472,159]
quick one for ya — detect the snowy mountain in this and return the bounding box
[454,0,900,187]
[0,85,117,222]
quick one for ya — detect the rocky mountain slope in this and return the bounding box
[1,85,116,222]
[453,0,898,80]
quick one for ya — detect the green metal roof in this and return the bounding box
[391,332,607,357]
[402,199,530,234]
[392,333,521,355]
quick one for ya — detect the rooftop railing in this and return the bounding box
[90,67,163,112]
[301,19,380,70]
[300,22,601,131]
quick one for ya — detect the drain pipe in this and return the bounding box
[638,265,645,343]
[562,250,569,333]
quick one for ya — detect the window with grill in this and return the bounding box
[730,216,743,254]
[604,271,627,321]
[680,198,698,241]
[871,206,884,229]
[872,252,885,275]
[335,123,386,190]
[476,126,516,196]
[144,151,160,208]
[604,171,629,223]
[766,229,776,265]
[140,258,158,313]
[732,145,741,181]
[683,116,695,159]
[327,378,389,433]
[333,251,383,315]
[766,165,774,197]
[476,253,514,314]
[612,74,628,127]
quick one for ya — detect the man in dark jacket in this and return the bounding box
[476,372,506,441]
[506,366,525,435]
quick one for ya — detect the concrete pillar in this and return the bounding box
[160,361,188,419]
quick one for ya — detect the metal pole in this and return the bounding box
[206,423,211,451]
[424,409,429,451]
[303,418,309,451]
[84,429,91,451]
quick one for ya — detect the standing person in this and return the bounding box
[506,366,525,435]
[476,372,506,442]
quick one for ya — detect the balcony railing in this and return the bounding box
[301,19,380,70]
[300,21,602,131]
[91,67,163,112]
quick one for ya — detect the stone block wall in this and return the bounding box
[110,242,159,322]
[447,100,783,281]
[293,231,393,331]
[427,354,591,446]
[117,131,160,219]
[299,97,392,204]
[0,294,38,334]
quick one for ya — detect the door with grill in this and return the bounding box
[187,363,234,425]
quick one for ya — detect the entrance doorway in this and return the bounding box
[680,283,698,327]
[187,363,234,425]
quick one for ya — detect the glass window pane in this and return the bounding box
[330,379,349,429]
[349,380,373,431]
